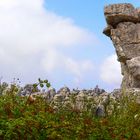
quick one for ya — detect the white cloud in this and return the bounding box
[0,0,96,85]
[100,54,122,87]
[0,0,43,9]
[41,48,63,73]
[41,49,94,85]
[65,58,94,80]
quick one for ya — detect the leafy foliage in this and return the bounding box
[0,80,140,139]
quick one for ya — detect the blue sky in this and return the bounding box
[0,0,139,91]
[45,0,140,38]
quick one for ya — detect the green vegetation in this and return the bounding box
[0,80,140,140]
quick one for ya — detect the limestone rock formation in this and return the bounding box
[103,3,140,89]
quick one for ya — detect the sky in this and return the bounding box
[0,0,139,91]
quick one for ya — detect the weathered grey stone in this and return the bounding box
[19,84,39,96]
[76,91,86,101]
[127,57,140,80]
[104,3,139,26]
[57,87,70,93]
[95,105,105,117]
[53,94,65,102]
[103,25,113,37]
[111,89,122,99]
[46,88,56,101]
[103,3,140,89]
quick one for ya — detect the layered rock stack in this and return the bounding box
[103,3,140,89]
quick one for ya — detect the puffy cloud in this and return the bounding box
[100,54,122,88]
[0,0,43,9]
[0,0,96,86]
[65,58,94,83]
[41,49,94,85]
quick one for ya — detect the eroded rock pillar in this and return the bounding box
[103,3,140,89]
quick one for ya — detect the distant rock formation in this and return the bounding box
[103,3,140,89]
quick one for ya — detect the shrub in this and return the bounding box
[0,81,140,139]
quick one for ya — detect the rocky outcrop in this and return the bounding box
[18,84,40,96]
[7,82,140,117]
[103,3,140,89]
[18,85,108,116]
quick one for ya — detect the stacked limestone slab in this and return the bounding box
[103,3,140,89]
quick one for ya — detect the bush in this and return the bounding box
[0,81,140,139]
